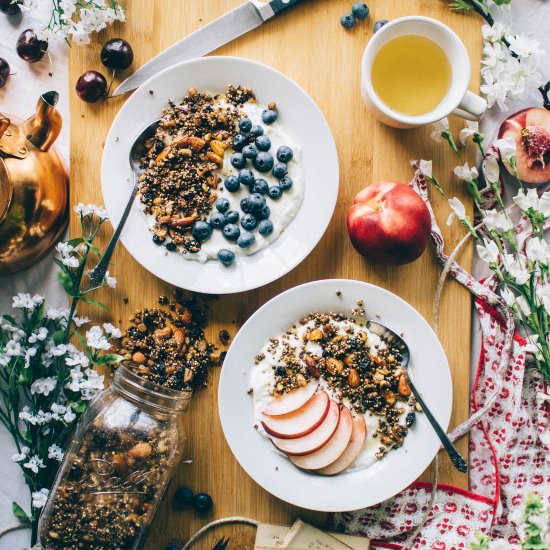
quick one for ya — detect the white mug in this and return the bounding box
[361,16,487,129]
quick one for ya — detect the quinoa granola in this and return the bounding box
[138,85,256,253]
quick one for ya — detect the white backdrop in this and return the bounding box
[0,1,549,547]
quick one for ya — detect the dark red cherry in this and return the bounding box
[76,70,108,103]
[0,0,21,15]
[101,38,134,69]
[0,58,10,88]
[16,29,48,63]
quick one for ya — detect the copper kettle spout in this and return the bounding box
[19,91,62,152]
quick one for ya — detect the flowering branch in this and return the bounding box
[0,204,121,545]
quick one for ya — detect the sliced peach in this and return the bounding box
[270,400,340,456]
[262,382,317,417]
[315,415,366,475]
[261,391,329,439]
[289,406,353,470]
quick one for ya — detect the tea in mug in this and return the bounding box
[371,35,452,116]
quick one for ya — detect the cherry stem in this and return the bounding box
[105,68,116,98]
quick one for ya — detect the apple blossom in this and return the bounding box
[454,163,479,183]
[477,238,500,264]
[459,121,480,145]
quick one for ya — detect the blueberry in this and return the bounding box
[166,242,177,251]
[261,109,278,125]
[191,221,213,243]
[280,176,293,190]
[174,486,194,505]
[255,135,271,151]
[152,234,165,245]
[268,185,282,200]
[193,492,213,513]
[242,144,257,160]
[258,205,271,220]
[218,249,235,266]
[238,117,252,133]
[351,2,369,19]
[232,134,247,152]
[247,193,266,213]
[258,219,274,236]
[272,162,288,179]
[276,366,287,376]
[224,175,240,192]
[209,212,227,229]
[374,19,388,32]
[223,223,240,241]
[238,232,256,248]
[225,210,239,224]
[253,151,274,173]
[215,197,230,213]
[230,153,246,169]
[340,13,356,28]
[406,412,416,427]
[252,178,269,195]
[249,124,264,137]
[238,168,255,186]
[276,145,293,163]
[241,213,258,231]
[240,197,251,213]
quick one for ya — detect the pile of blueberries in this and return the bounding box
[339,1,388,33]
[190,111,295,267]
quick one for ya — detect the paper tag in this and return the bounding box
[255,523,291,547]
[282,519,355,550]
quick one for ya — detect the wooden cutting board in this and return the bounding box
[69,1,481,548]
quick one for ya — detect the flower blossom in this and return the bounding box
[24,455,45,474]
[459,121,480,145]
[103,322,122,338]
[447,197,467,226]
[513,189,540,212]
[477,238,500,265]
[11,447,30,463]
[12,293,44,311]
[454,163,479,183]
[86,326,111,350]
[483,210,513,233]
[48,444,64,462]
[430,118,449,143]
[32,488,50,509]
[30,377,57,396]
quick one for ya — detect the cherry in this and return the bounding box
[16,29,48,63]
[0,0,21,15]
[101,38,133,69]
[76,70,108,103]
[0,58,10,88]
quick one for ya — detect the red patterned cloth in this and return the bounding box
[327,169,550,549]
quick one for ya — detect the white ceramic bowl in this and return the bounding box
[101,56,338,294]
[219,279,452,512]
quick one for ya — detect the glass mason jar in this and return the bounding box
[38,364,191,549]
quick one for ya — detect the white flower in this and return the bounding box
[454,163,479,183]
[515,296,531,317]
[62,256,79,268]
[86,326,111,350]
[537,284,550,315]
[482,22,506,43]
[32,488,49,509]
[78,369,105,399]
[12,293,44,311]
[11,447,30,463]
[483,209,513,233]
[103,322,121,338]
[494,136,516,164]
[65,350,90,368]
[430,118,449,143]
[46,306,70,321]
[481,76,509,109]
[482,157,500,184]
[526,237,550,264]
[24,455,45,474]
[507,33,545,58]
[6,340,22,356]
[477,238,500,264]
[539,191,550,217]
[500,287,516,307]
[30,377,57,396]
[63,408,76,423]
[73,203,109,219]
[28,327,49,344]
[513,189,539,212]
[19,407,53,426]
[48,444,64,462]
[105,271,117,288]
[73,316,90,327]
[55,242,75,258]
[502,253,530,285]
[417,159,433,179]
[49,343,68,357]
[459,121,479,145]
[24,347,37,368]
[446,197,467,226]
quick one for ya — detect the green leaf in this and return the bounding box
[94,353,123,366]
[66,237,85,247]
[12,502,30,522]
[2,314,17,325]
[70,400,87,413]
[449,0,473,11]
[52,330,66,345]
[20,429,32,443]
[57,270,77,296]
[80,298,110,311]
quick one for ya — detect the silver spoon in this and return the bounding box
[90,120,159,288]
[366,320,468,473]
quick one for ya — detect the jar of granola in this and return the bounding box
[38,364,191,549]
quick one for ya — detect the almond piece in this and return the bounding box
[308,329,324,341]
[131,351,146,364]
[128,442,152,459]
[380,388,396,406]
[348,369,360,388]
[207,151,223,165]
[174,328,186,345]
[154,326,172,339]
[398,374,412,397]
[210,140,225,157]
[304,354,320,378]
[326,357,343,375]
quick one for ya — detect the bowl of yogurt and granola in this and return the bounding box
[101,57,338,294]
[219,279,452,511]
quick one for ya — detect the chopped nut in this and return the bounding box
[128,442,152,459]
[348,369,360,388]
[326,357,343,375]
[398,374,412,397]
[308,329,324,341]
[132,351,146,364]
[154,326,172,339]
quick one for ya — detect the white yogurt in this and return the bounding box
[249,317,412,472]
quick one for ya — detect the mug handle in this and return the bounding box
[453,91,487,121]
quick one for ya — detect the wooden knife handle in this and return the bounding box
[269,0,305,15]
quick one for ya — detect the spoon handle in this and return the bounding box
[405,372,468,473]
[90,172,139,288]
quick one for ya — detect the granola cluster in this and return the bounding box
[118,293,221,390]
[261,311,419,457]
[138,85,256,252]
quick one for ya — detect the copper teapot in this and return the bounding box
[0,91,69,275]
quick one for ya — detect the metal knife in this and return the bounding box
[113,0,306,97]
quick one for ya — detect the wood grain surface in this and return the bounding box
[69,1,481,547]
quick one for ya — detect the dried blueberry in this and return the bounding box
[406,412,416,427]
[152,234,165,245]
[165,242,177,252]
[192,492,213,513]
[276,366,287,376]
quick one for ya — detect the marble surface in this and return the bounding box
[0,1,549,548]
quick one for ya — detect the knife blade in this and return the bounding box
[113,0,305,96]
